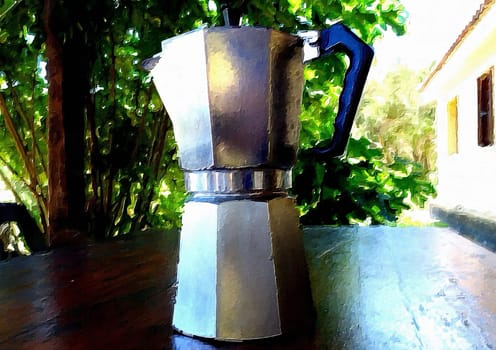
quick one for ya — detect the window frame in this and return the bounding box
[447,96,459,155]
[477,67,494,147]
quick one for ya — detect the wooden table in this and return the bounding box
[1,226,496,349]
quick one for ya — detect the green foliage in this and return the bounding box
[293,63,437,226]
[293,137,436,225]
[340,65,439,225]
[0,0,207,238]
[355,64,437,172]
[276,2,436,224]
[0,1,47,232]
[70,0,209,237]
[212,0,406,40]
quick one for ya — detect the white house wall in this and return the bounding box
[423,3,496,217]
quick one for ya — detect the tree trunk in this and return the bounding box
[43,0,86,246]
[62,13,89,236]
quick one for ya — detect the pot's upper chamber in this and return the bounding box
[151,27,304,171]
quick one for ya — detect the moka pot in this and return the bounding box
[145,21,373,341]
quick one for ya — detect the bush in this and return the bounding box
[292,137,436,225]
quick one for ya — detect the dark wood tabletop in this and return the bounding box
[1,226,496,349]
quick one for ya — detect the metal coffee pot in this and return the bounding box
[146,20,373,341]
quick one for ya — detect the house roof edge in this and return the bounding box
[419,0,496,92]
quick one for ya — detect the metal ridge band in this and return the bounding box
[184,169,292,194]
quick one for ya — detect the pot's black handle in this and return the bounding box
[311,23,374,157]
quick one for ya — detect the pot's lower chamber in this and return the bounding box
[172,196,313,341]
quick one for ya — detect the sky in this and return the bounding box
[371,0,484,78]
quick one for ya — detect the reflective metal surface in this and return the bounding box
[184,169,291,194]
[173,198,313,341]
[152,29,213,170]
[151,27,303,171]
[298,30,320,62]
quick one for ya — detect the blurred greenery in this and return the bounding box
[295,64,437,226]
[354,64,437,173]
[0,0,436,241]
[294,137,435,225]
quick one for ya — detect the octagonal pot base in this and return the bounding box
[172,196,313,341]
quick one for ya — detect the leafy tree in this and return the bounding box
[354,64,436,172]
[0,1,47,233]
[1,0,201,241]
[0,0,432,245]
[72,1,209,239]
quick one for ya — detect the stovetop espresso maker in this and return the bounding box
[145,12,373,341]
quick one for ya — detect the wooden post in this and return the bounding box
[43,0,85,246]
